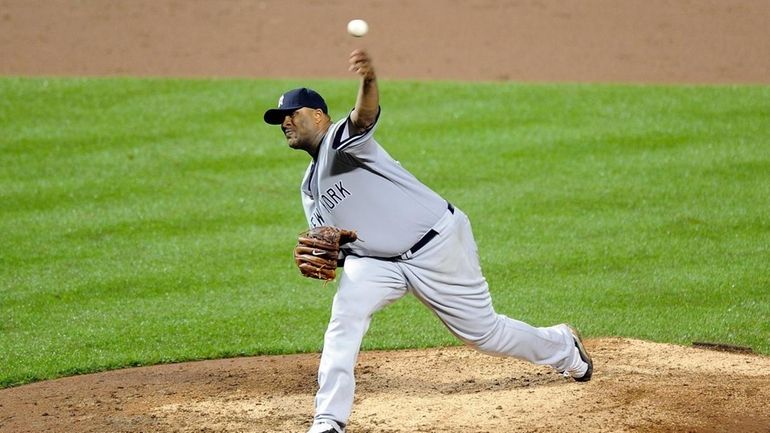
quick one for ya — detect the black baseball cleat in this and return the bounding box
[307,419,346,433]
[562,324,593,382]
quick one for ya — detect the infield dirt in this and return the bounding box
[1,1,769,432]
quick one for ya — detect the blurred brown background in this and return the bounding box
[1,0,768,83]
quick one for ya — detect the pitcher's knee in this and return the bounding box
[460,324,506,355]
[466,335,503,355]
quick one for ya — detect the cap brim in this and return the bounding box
[263,107,299,125]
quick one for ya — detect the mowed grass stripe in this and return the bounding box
[1,77,768,388]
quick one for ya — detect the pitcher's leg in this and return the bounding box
[314,256,405,426]
[403,208,581,373]
[409,273,577,371]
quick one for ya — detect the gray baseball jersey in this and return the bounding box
[300,109,447,258]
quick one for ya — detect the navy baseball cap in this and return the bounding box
[263,88,328,125]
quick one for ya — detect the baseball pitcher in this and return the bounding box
[263,49,593,433]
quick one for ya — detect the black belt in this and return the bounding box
[387,202,454,260]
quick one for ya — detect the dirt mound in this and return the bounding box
[2,339,769,433]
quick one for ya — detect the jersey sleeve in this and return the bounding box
[301,189,315,227]
[299,161,317,227]
[330,107,381,159]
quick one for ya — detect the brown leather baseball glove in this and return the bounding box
[294,226,358,281]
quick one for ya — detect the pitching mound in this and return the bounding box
[2,338,769,433]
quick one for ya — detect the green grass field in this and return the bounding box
[1,77,768,388]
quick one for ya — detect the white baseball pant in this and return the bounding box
[313,207,580,424]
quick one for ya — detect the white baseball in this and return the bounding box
[347,19,368,37]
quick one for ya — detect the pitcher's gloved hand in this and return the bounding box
[294,226,358,280]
